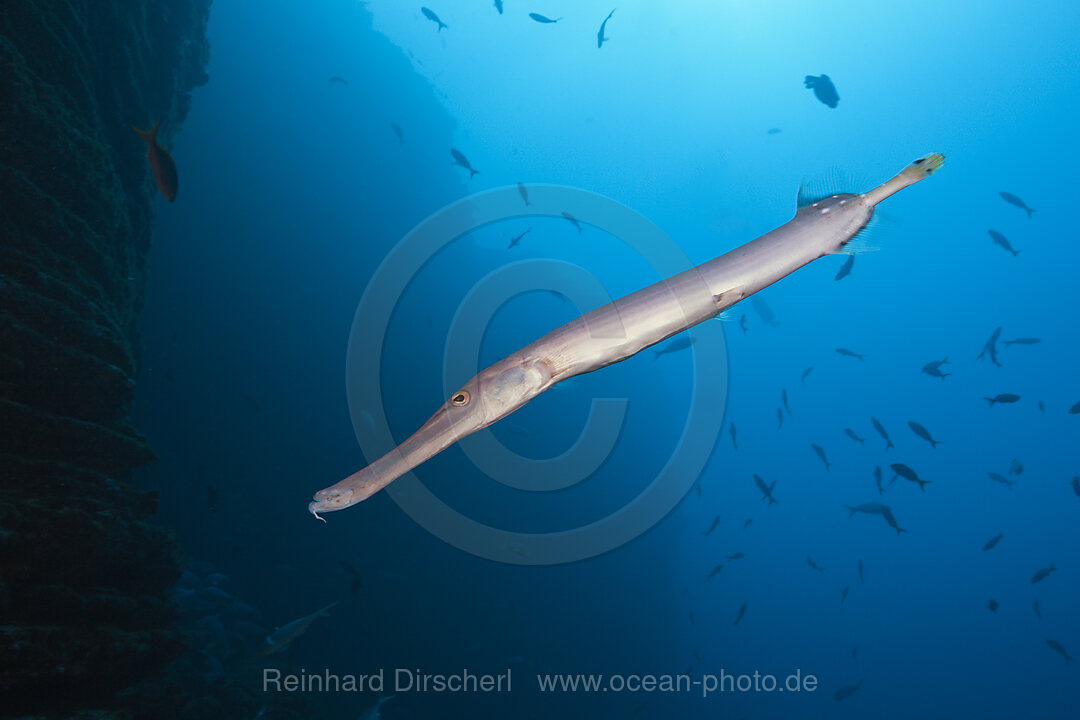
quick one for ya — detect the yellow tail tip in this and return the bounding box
[906,153,945,178]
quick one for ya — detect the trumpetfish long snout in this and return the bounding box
[309,154,944,519]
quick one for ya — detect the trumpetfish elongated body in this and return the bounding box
[309,154,944,519]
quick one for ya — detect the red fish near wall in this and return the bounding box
[132,120,178,201]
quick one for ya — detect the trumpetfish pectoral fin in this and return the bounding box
[833,215,882,255]
[861,153,944,207]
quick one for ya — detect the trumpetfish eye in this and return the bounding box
[451,391,470,406]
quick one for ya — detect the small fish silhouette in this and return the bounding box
[988,229,1021,257]
[421,7,448,31]
[597,8,615,48]
[999,191,1036,218]
[804,74,839,108]
[451,148,480,179]
[835,254,855,281]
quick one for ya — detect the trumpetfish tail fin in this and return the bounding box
[861,153,944,207]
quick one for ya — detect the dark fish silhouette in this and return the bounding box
[988,599,999,613]
[729,422,738,450]
[561,211,584,233]
[694,482,702,499]
[450,148,480,178]
[921,357,951,380]
[857,559,864,584]
[984,393,1021,407]
[493,0,503,14]
[844,428,866,446]
[517,181,530,206]
[707,564,724,580]
[703,515,721,535]
[529,12,562,23]
[988,472,1015,489]
[767,127,783,135]
[328,76,348,85]
[801,366,814,385]
[421,6,448,31]
[743,517,754,530]
[597,8,615,48]
[988,229,1021,257]
[836,347,865,360]
[977,326,1003,367]
[1045,638,1073,663]
[1071,401,1080,414]
[843,502,907,534]
[840,585,850,606]
[258,603,336,656]
[733,602,748,625]
[750,296,780,327]
[507,228,531,249]
[782,389,791,415]
[1033,600,1042,620]
[999,191,1036,218]
[753,474,778,506]
[653,335,695,358]
[811,443,831,470]
[728,552,745,560]
[891,463,931,491]
[1003,337,1041,347]
[339,560,363,596]
[907,421,942,448]
[133,121,178,201]
[807,555,825,572]
[739,314,748,334]
[871,417,894,450]
[835,254,855,281]
[804,74,839,108]
[339,559,360,577]
[982,533,1004,551]
[777,407,784,430]
[391,121,405,144]
[1071,477,1080,496]
[1009,458,1023,476]
[834,680,862,701]
[874,466,884,495]
[1030,564,1057,584]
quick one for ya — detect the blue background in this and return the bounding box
[134,1,1079,717]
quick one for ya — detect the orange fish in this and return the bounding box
[132,120,178,201]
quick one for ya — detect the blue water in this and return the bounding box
[134,1,1080,717]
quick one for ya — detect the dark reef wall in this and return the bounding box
[0,1,211,717]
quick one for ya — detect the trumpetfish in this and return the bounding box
[309,154,944,520]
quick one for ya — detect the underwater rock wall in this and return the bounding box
[0,0,211,716]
